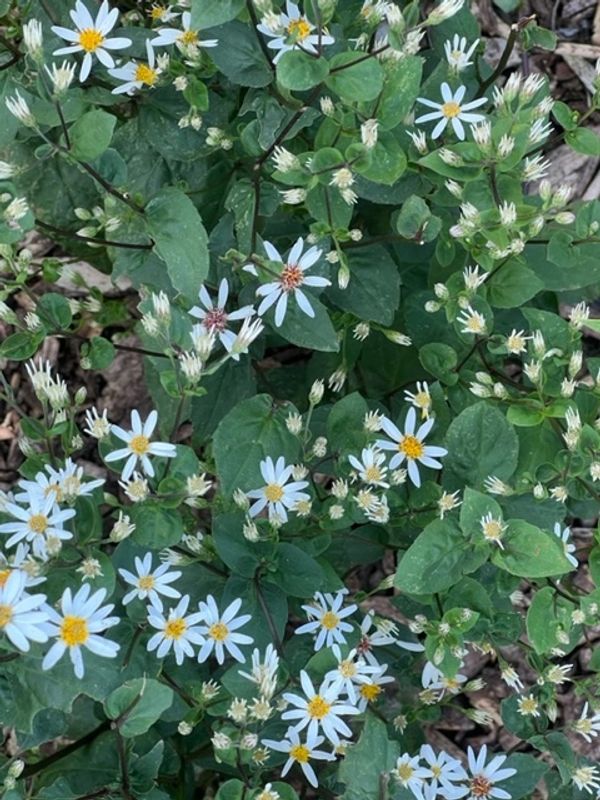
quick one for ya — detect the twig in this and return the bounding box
[36,219,153,250]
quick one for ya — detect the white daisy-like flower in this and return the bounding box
[257,1,335,64]
[262,726,335,788]
[464,745,516,800]
[108,40,161,95]
[573,702,600,743]
[355,665,395,712]
[151,10,218,51]
[42,585,120,678]
[572,765,600,794]
[16,459,104,506]
[0,570,49,652]
[295,590,357,651]
[84,406,111,439]
[196,595,253,664]
[118,552,182,605]
[105,409,177,481]
[254,238,330,327]
[420,744,469,797]
[376,407,447,487]
[0,543,45,590]
[422,661,467,697]
[404,381,432,419]
[146,594,205,665]
[246,456,310,523]
[356,610,424,665]
[415,82,486,140]
[0,492,76,561]
[282,670,359,745]
[553,522,577,568]
[348,447,389,488]
[324,644,380,703]
[444,35,479,72]
[52,0,132,82]
[392,753,431,795]
[188,279,255,359]
[481,513,507,549]
[239,644,280,698]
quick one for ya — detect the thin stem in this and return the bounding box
[254,574,284,657]
[477,26,518,96]
[22,721,111,777]
[256,85,322,168]
[246,0,276,71]
[78,159,145,214]
[36,219,153,250]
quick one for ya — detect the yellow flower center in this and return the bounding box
[179,29,199,46]
[399,435,424,460]
[138,575,155,591]
[360,683,382,702]
[129,434,150,455]
[0,604,13,627]
[431,765,442,778]
[321,610,340,630]
[414,391,430,409]
[364,465,383,483]
[45,482,64,502]
[29,514,48,534]
[79,28,104,52]
[482,519,503,542]
[442,101,461,118]
[150,5,166,20]
[0,569,11,588]
[397,763,414,781]
[135,64,158,85]
[287,18,311,41]
[339,660,356,678]
[209,621,229,641]
[520,697,538,714]
[264,483,284,503]
[470,776,493,797]
[290,744,311,763]
[60,615,89,647]
[307,695,331,720]
[165,617,187,639]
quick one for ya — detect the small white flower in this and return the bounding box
[119,552,182,605]
[262,726,335,788]
[0,570,49,652]
[257,1,335,64]
[255,237,330,327]
[426,0,465,25]
[105,409,177,481]
[404,381,432,419]
[282,670,359,746]
[52,0,132,82]
[189,279,255,357]
[147,594,205,665]
[348,447,389,488]
[444,35,479,72]
[438,490,461,519]
[23,19,44,60]
[0,492,75,561]
[572,765,600,794]
[517,693,540,717]
[465,745,517,799]
[151,11,218,51]
[392,753,431,793]
[239,643,280,698]
[108,40,161,95]
[355,665,395,712]
[42,584,120,678]
[324,644,380,703]
[6,91,36,127]
[295,590,358,651]
[457,304,487,335]
[573,702,600,743]
[553,522,577,568]
[45,60,77,94]
[196,595,253,664]
[246,456,309,523]
[376,407,447,488]
[415,82,486,140]
[480,513,507,549]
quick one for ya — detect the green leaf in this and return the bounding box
[70,110,117,161]
[215,780,245,800]
[104,678,174,737]
[339,714,400,800]
[492,520,574,578]
[0,331,44,360]
[271,293,339,352]
[444,402,519,488]
[487,260,544,308]
[325,53,384,102]
[373,56,423,131]
[566,127,600,156]
[526,586,560,654]
[506,405,545,427]
[146,187,209,302]
[37,293,72,331]
[190,0,244,27]
[326,392,369,452]
[213,513,275,577]
[419,342,459,385]
[130,503,184,549]
[269,542,327,597]
[395,195,431,239]
[395,519,485,594]
[210,21,273,87]
[327,245,400,325]
[459,488,502,536]
[355,133,407,186]
[277,50,329,91]
[499,754,548,799]
[213,394,300,495]
[82,336,116,370]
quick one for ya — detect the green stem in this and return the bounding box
[22,721,111,777]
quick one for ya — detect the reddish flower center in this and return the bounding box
[203,308,228,332]
[356,635,372,655]
[280,264,304,292]
[470,776,493,798]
